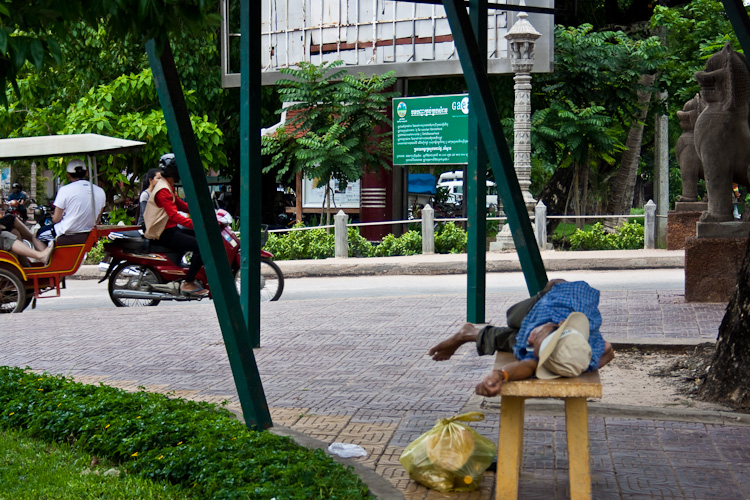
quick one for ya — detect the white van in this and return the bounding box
[437,171,498,208]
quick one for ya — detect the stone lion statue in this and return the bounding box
[693,43,750,222]
[676,94,706,203]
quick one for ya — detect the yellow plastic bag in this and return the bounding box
[399,411,496,492]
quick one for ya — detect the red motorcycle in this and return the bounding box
[99,215,283,306]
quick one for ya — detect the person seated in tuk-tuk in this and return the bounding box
[50,159,107,245]
[0,213,53,265]
[0,211,48,252]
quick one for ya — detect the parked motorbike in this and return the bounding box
[33,203,54,227]
[98,213,284,306]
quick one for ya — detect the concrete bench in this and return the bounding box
[492,352,602,500]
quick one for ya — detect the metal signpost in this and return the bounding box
[392,94,470,165]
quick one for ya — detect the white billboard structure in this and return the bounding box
[220,0,554,87]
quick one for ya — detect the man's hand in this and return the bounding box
[543,278,567,292]
[475,369,504,397]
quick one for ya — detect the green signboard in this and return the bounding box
[392,94,469,165]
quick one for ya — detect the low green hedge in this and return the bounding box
[265,222,467,260]
[568,222,644,250]
[0,366,373,500]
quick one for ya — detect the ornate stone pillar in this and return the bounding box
[507,12,540,212]
[491,12,541,251]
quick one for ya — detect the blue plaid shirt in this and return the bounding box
[512,281,604,372]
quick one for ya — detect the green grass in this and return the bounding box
[0,367,373,500]
[0,428,188,499]
[553,222,595,238]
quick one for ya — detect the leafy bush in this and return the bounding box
[264,223,335,260]
[373,230,422,257]
[0,366,372,500]
[435,222,467,254]
[568,222,643,250]
[264,221,468,259]
[84,239,107,264]
[107,207,134,226]
[348,227,374,257]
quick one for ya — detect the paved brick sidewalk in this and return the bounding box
[3,290,748,499]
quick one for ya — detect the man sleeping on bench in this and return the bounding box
[428,280,615,397]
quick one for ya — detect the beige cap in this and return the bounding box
[536,312,592,379]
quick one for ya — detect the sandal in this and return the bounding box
[180,283,209,297]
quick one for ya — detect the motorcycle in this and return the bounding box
[33,203,54,227]
[98,213,284,306]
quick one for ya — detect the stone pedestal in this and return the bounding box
[685,234,748,302]
[667,202,707,250]
[667,210,702,250]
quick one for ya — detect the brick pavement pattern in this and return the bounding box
[2,290,748,500]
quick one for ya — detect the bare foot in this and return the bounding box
[428,323,479,361]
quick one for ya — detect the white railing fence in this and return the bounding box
[269,199,660,256]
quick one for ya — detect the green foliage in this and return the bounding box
[264,222,469,259]
[435,222,467,254]
[0,1,220,106]
[530,24,664,191]
[84,239,107,265]
[373,230,422,257]
[651,0,739,108]
[0,428,188,499]
[264,223,335,260]
[106,207,135,226]
[348,227,374,257]
[1,14,230,206]
[568,222,644,250]
[262,61,397,204]
[28,68,226,197]
[0,366,372,500]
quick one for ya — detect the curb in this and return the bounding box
[71,250,684,280]
[470,398,750,427]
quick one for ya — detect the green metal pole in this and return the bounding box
[146,38,272,430]
[466,0,487,323]
[722,0,750,60]
[442,0,547,295]
[240,0,262,346]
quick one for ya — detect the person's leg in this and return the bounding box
[157,227,205,293]
[10,217,46,251]
[476,326,517,355]
[429,323,480,361]
[8,236,52,264]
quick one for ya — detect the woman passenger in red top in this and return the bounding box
[152,154,208,297]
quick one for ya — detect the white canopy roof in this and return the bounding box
[0,133,146,161]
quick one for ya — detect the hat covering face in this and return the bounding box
[536,312,592,379]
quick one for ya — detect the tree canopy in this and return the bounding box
[1,3,227,202]
[261,61,397,216]
[0,0,219,105]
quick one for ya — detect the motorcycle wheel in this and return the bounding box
[234,258,284,302]
[108,263,163,307]
[0,268,26,313]
[260,258,284,301]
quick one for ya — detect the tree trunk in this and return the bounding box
[606,74,656,220]
[698,236,750,409]
[539,164,576,235]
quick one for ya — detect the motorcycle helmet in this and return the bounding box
[11,182,21,190]
[159,153,180,182]
[216,209,233,226]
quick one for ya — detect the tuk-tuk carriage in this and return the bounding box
[0,134,144,313]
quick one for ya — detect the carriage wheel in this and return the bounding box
[0,268,27,313]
